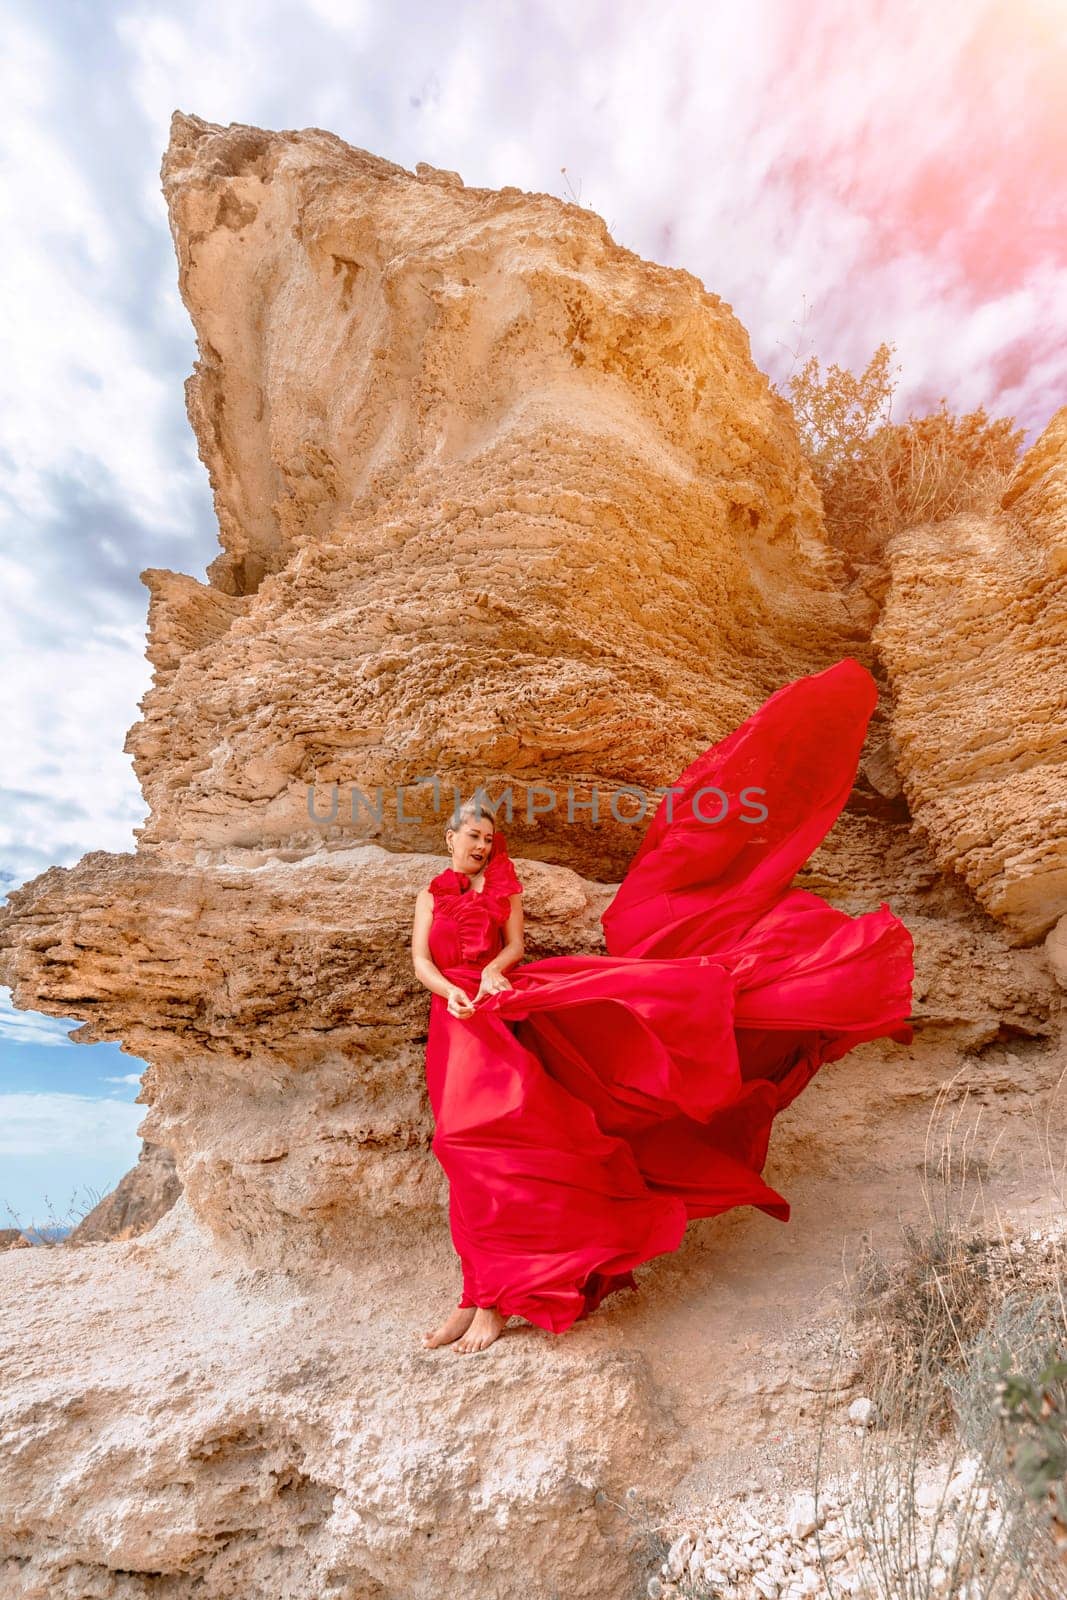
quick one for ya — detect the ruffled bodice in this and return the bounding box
[427,837,524,978]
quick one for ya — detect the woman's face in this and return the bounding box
[448,815,494,875]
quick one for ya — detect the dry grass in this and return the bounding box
[1,1182,107,1247]
[847,1076,1064,1433]
[770,336,1026,567]
[813,1074,1067,1600]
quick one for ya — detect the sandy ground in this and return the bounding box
[1,1029,1062,1599]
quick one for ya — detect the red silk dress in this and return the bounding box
[423,657,914,1334]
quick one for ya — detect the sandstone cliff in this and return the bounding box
[873,405,1067,945]
[0,112,1062,1600]
[128,110,860,878]
[68,1140,181,1244]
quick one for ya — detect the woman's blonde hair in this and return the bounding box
[445,794,498,846]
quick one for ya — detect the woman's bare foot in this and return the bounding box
[451,1305,507,1354]
[421,1306,476,1349]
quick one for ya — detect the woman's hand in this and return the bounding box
[445,984,476,1019]
[475,969,513,1004]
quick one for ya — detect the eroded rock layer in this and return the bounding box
[0,828,1056,1272]
[873,406,1067,945]
[68,1140,180,1243]
[128,111,861,877]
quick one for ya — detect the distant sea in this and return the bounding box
[11,1225,73,1246]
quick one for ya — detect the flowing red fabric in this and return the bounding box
[423,657,914,1334]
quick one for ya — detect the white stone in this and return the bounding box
[915,1480,944,1513]
[667,1532,693,1579]
[1043,912,1067,989]
[646,1579,664,1600]
[848,1396,876,1428]
[946,1457,980,1502]
[786,1492,820,1539]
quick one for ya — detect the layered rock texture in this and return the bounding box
[68,1139,180,1243]
[0,112,1063,1599]
[128,111,861,878]
[873,404,1067,945]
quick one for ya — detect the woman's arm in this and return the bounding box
[411,888,466,1000]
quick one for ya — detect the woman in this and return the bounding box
[411,657,915,1354]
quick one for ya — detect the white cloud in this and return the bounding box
[0,1092,144,1156]
[300,0,372,32]
[0,622,151,889]
[0,987,77,1046]
[103,1072,145,1085]
[0,15,195,535]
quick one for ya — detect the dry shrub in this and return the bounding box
[773,340,1027,566]
[847,1079,1065,1431]
[812,1078,1067,1600]
[2,1182,107,1246]
[826,1216,1067,1600]
[850,1215,1040,1435]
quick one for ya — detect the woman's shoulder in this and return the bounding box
[427,867,463,899]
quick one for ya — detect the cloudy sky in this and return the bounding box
[1,0,1064,1226]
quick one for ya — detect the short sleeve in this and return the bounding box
[489,854,523,897]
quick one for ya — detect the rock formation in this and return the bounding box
[873,405,1067,945]
[0,111,1063,1599]
[128,109,862,879]
[68,1140,180,1243]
